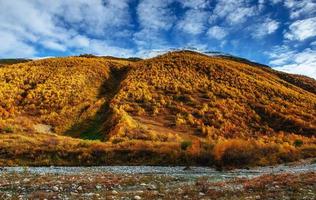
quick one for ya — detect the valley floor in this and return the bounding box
[0,160,315,200]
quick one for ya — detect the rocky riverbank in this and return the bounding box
[0,160,315,200]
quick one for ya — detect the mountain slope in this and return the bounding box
[0,57,130,134]
[110,51,315,139]
[0,51,315,167]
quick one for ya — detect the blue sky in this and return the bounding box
[0,0,316,78]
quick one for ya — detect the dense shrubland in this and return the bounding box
[0,57,125,134]
[0,51,315,168]
[112,51,316,138]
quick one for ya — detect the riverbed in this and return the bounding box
[0,160,315,200]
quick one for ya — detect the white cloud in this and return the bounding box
[268,46,316,79]
[0,0,132,58]
[46,0,131,35]
[268,46,295,65]
[207,26,227,40]
[227,7,256,24]
[284,17,316,41]
[1,0,315,64]
[177,9,208,35]
[179,0,209,9]
[0,31,36,58]
[0,0,60,48]
[41,41,67,52]
[284,0,316,19]
[67,35,90,48]
[134,48,175,58]
[209,0,259,25]
[87,39,134,57]
[137,0,175,30]
[134,0,177,50]
[252,18,279,38]
[133,29,170,50]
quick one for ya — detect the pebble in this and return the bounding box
[52,186,59,192]
[23,178,30,182]
[177,188,183,194]
[112,190,118,195]
[158,193,165,197]
[96,185,102,190]
[134,195,142,200]
[199,192,205,196]
[147,184,157,190]
[83,193,95,197]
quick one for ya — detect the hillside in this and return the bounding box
[0,51,315,168]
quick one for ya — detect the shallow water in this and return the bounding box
[2,162,315,182]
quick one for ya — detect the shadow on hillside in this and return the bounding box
[64,66,129,141]
[252,103,316,137]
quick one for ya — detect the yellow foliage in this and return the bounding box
[0,51,315,167]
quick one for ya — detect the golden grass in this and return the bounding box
[0,51,315,167]
[0,57,121,133]
[112,51,316,138]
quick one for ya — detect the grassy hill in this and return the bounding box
[0,51,315,168]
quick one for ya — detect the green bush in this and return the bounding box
[181,140,192,151]
[293,139,303,147]
[2,126,14,133]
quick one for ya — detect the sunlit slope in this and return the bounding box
[109,51,316,142]
[217,54,316,95]
[0,57,126,134]
[1,52,315,141]
[0,51,315,167]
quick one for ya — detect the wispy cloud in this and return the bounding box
[268,46,316,79]
[0,31,36,57]
[179,0,209,9]
[137,0,175,30]
[177,9,209,35]
[251,18,279,38]
[284,17,316,41]
[207,26,227,40]
[284,0,316,19]
[0,0,133,57]
[209,0,260,25]
[133,0,177,51]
